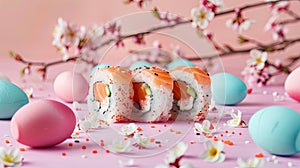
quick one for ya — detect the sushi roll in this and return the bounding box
[126,67,173,122]
[170,66,211,121]
[88,66,133,123]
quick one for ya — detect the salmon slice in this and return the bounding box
[133,83,147,102]
[170,66,210,85]
[93,82,108,102]
[173,81,191,100]
[143,67,173,90]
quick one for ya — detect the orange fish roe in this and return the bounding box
[175,131,181,134]
[150,125,156,128]
[150,138,155,143]
[5,140,10,144]
[169,129,174,132]
[213,137,219,141]
[92,150,98,154]
[19,148,25,152]
[190,141,195,145]
[205,135,213,138]
[123,137,128,140]
[137,127,143,132]
[61,152,67,156]
[224,140,234,146]
[255,153,264,158]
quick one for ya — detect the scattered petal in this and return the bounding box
[121,123,138,136]
[237,157,264,168]
[107,139,131,153]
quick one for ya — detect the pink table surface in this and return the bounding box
[1,59,300,168]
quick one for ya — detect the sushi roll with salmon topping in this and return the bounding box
[170,66,211,121]
[88,66,133,123]
[126,67,173,122]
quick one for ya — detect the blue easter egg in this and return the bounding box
[249,106,300,155]
[90,64,111,75]
[211,73,247,105]
[0,81,29,119]
[129,61,152,70]
[167,59,195,70]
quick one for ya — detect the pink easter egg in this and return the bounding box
[285,67,300,102]
[54,71,88,103]
[11,99,76,148]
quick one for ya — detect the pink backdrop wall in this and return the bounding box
[0,0,299,80]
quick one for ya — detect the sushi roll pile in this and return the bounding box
[88,63,211,123]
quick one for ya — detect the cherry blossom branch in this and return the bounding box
[10,0,300,81]
[188,37,300,60]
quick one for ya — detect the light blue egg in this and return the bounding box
[90,64,111,75]
[211,73,247,105]
[167,59,195,70]
[249,106,300,155]
[129,61,152,70]
[0,81,29,119]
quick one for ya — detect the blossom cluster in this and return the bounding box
[264,0,290,41]
[52,18,121,60]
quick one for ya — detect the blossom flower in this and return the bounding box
[121,123,138,136]
[247,49,268,70]
[191,5,215,29]
[226,110,242,127]
[158,11,182,25]
[194,120,216,135]
[226,18,255,33]
[107,139,131,153]
[271,1,290,14]
[226,8,255,33]
[0,147,23,167]
[199,141,225,162]
[166,142,188,164]
[237,157,264,168]
[272,25,288,41]
[104,20,121,38]
[201,0,225,13]
[133,133,152,148]
[264,15,278,32]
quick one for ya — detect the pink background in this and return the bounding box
[1,0,300,81]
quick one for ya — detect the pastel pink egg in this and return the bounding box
[11,99,76,148]
[285,67,300,102]
[54,71,89,103]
